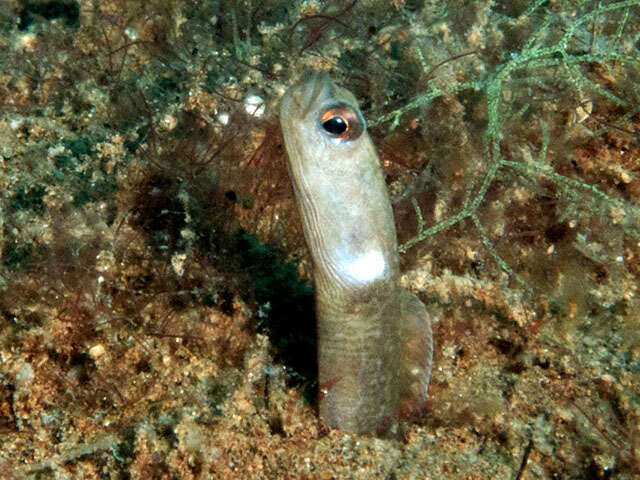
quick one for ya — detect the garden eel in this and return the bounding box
[280,71,433,435]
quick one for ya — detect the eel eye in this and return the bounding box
[322,115,347,135]
[319,103,365,142]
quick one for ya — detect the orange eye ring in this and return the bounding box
[319,103,365,142]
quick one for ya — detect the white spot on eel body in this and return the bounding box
[339,249,386,283]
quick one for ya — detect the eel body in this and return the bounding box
[279,72,433,435]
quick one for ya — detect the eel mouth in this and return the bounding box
[294,71,333,119]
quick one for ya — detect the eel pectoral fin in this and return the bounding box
[396,289,433,418]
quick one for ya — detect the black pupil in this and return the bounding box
[322,116,347,135]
